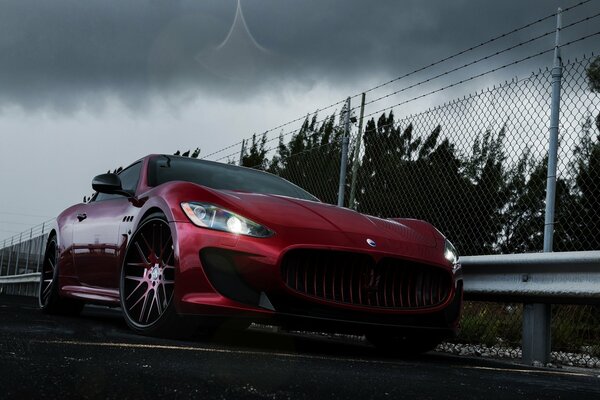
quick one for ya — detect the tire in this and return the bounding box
[39,234,84,315]
[120,212,195,337]
[366,331,443,357]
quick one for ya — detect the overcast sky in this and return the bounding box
[1,0,599,242]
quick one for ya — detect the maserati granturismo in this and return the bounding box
[39,154,463,354]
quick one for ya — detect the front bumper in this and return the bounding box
[172,221,463,336]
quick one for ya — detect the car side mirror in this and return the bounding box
[92,173,132,197]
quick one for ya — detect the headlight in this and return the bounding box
[444,239,459,266]
[180,202,273,238]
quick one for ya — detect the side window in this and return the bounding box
[119,162,142,193]
[94,162,142,202]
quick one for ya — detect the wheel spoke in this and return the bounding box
[135,242,149,264]
[127,262,146,268]
[161,248,173,266]
[154,290,163,315]
[39,238,60,309]
[152,224,157,254]
[125,275,144,282]
[159,240,170,261]
[160,283,168,307]
[144,290,155,323]
[158,225,163,258]
[125,279,146,302]
[162,279,174,285]
[139,291,151,323]
[42,281,52,297]
[130,289,147,312]
[140,232,153,254]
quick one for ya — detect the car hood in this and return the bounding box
[216,190,438,249]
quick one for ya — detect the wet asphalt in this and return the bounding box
[0,295,599,400]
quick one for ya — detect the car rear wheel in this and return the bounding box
[366,331,443,357]
[120,213,193,337]
[39,234,84,315]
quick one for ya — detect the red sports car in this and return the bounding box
[39,154,463,354]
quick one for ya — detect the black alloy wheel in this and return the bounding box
[120,213,186,336]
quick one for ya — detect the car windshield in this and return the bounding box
[148,155,319,202]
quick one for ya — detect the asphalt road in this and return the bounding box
[1,295,599,400]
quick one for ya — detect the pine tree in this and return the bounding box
[241,133,268,170]
[266,113,343,203]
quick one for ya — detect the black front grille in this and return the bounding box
[281,249,451,310]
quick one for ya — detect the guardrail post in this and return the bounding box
[523,303,552,364]
[523,8,562,365]
[337,97,351,207]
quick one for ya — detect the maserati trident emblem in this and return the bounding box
[366,238,376,247]
[362,268,381,293]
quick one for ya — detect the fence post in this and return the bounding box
[13,233,22,276]
[349,93,366,210]
[24,228,33,273]
[523,7,562,366]
[337,97,351,207]
[36,223,46,273]
[7,238,13,277]
[0,240,5,276]
[239,139,246,166]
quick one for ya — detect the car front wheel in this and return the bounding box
[120,213,194,337]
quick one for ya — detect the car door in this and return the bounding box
[72,162,142,289]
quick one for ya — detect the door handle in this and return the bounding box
[77,213,87,222]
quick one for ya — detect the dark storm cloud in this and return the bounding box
[0,0,594,112]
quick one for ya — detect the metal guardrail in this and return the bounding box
[460,251,600,365]
[0,272,41,297]
[0,272,41,284]
[461,251,600,303]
